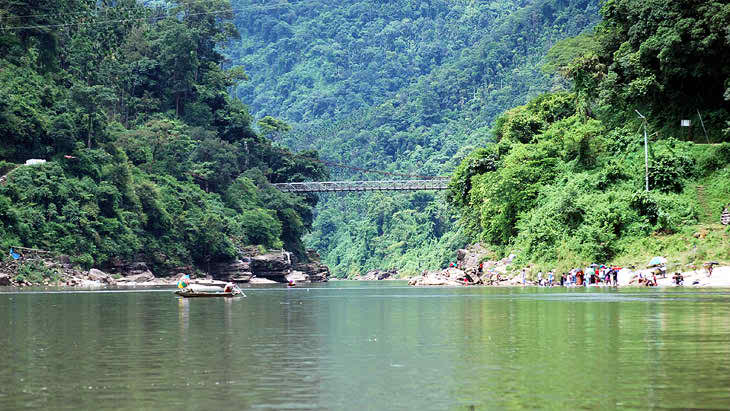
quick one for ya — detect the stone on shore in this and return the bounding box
[409,268,469,286]
[293,261,330,282]
[88,268,116,284]
[286,270,309,283]
[249,277,279,284]
[356,268,398,281]
[118,270,155,283]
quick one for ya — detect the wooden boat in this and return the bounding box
[175,290,241,298]
[175,283,245,298]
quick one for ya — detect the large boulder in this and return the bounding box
[358,269,397,281]
[213,259,253,282]
[409,270,464,286]
[87,268,115,284]
[0,274,10,286]
[250,252,291,273]
[294,262,329,282]
[119,270,155,283]
[456,244,490,273]
[286,271,310,283]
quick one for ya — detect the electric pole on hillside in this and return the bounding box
[636,110,649,192]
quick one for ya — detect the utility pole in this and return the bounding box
[635,110,649,192]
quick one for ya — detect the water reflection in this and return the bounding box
[1,285,729,409]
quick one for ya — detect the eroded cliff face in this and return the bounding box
[212,248,330,283]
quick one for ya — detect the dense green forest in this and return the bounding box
[2,0,728,277]
[0,0,326,272]
[448,0,730,271]
[228,0,601,276]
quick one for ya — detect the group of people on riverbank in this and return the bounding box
[523,265,624,287]
[521,262,718,288]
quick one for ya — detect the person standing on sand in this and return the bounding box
[521,269,526,286]
[537,271,543,286]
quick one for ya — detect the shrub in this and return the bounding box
[15,260,59,284]
[71,253,94,270]
[630,191,659,224]
[648,151,695,193]
[698,143,730,174]
[0,161,17,176]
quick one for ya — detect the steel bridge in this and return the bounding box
[273,179,449,193]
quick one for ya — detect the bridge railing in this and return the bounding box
[272,179,449,193]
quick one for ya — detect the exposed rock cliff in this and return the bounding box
[211,248,329,283]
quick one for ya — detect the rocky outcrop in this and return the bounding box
[286,270,309,283]
[455,243,494,277]
[293,261,330,282]
[117,270,154,283]
[355,268,398,280]
[250,251,292,281]
[213,258,253,283]
[0,245,330,287]
[409,268,471,286]
[87,268,116,284]
[105,261,156,282]
[410,244,514,287]
[213,249,329,284]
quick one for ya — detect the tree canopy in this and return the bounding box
[0,0,327,272]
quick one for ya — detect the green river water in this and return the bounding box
[1,282,730,410]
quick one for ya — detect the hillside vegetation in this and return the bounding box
[228,0,601,276]
[448,0,730,271]
[2,0,727,277]
[0,0,326,272]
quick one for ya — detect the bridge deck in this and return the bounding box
[273,179,449,192]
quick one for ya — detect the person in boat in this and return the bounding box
[287,280,295,287]
[177,274,191,289]
[223,282,236,293]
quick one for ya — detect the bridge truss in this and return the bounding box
[273,179,449,193]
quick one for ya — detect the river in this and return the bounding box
[1,282,729,409]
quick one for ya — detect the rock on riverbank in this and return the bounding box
[409,244,515,286]
[1,247,330,288]
[213,248,330,284]
[408,243,730,288]
[353,268,398,281]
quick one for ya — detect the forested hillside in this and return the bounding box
[448,0,730,271]
[0,0,326,273]
[5,0,724,278]
[228,0,601,276]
